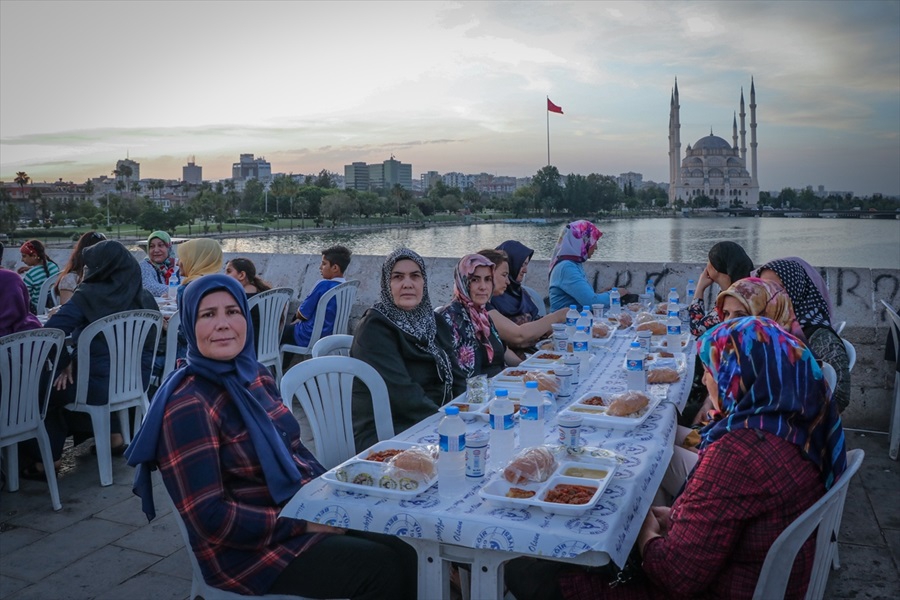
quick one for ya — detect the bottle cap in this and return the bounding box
[445,406,460,416]
[630,341,640,348]
[570,304,577,309]
[525,381,538,389]
[495,389,508,397]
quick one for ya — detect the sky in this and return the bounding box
[1,0,899,196]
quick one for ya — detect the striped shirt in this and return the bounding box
[158,365,327,595]
[22,261,59,312]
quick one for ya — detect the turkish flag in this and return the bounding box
[547,98,564,114]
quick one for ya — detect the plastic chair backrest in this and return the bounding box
[752,448,864,600]
[247,287,292,367]
[522,284,547,317]
[35,273,60,315]
[841,338,856,372]
[162,311,181,379]
[0,328,66,510]
[72,310,163,414]
[281,280,359,355]
[881,299,900,353]
[835,321,846,336]
[280,356,393,469]
[820,361,837,395]
[311,334,353,358]
[881,299,900,460]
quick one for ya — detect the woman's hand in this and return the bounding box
[17,265,31,275]
[549,307,568,324]
[306,522,347,535]
[695,267,713,300]
[54,364,74,391]
[638,508,663,555]
[650,505,672,535]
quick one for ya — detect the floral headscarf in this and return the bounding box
[715,277,806,342]
[145,231,177,278]
[452,253,497,364]
[548,220,602,276]
[177,239,223,285]
[373,248,454,401]
[756,257,833,330]
[697,316,847,489]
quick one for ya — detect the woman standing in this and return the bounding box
[438,253,508,379]
[351,248,465,451]
[687,241,754,337]
[18,239,59,313]
[140,231,177,297]
[55,231,106,304]
[127,275,416,599]
[548,220,628,311]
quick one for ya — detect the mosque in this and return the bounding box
[668,78,760,207]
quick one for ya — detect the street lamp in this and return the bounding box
[106,192,110,227]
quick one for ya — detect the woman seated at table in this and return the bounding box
[20,241,159,479]
[351,248,465,452]
[18,239,60,313]
[508,316,847,600]
[478,248,566,359]
[438,253,511,377]
[548,220,630,311]
[140,230,177,297]
[493,240,542,323]
[225,257,272,349]
[687,240,753,337]
[175,238,224,306]
[126,275,416,599]
[1,269,43,336]
[55,231,106,305]
[756,257,851,412]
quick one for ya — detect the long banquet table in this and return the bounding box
[281,329,697,599]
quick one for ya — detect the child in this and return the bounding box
[283,245,352,349]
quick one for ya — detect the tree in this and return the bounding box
[532,165,563,212]
[27,187,43,220]
[83,179,95,201]
[14,171,30,190]
[320,193,358,226]
[462,186,481,210]
[315,169,336,189]
[0,186,20,235]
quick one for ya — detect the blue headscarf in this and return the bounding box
[126,274,303,521]
[697,316,847,489]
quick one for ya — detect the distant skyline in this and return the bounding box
[1,1,899,196]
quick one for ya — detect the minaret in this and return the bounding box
[739,88,747,163]
[673,78,682,199]
[668,90,675,201]
[732,112,738,150]
[750,77,758,184]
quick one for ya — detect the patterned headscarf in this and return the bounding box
[697,316,847,489]
[715,277,806,342]
[548,220,602,276]
[145,230,177,277]
[452,253,497,363]
[177,239,223,285]
[756,257,833,330]
[373,248,454,400]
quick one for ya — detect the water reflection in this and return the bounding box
[219,217,898,268]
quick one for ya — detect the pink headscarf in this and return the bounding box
[453,254,497,363]
[548,220,602,276]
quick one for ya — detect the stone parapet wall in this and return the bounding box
[39,249,899,431]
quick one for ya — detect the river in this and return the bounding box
[218,216,900,269]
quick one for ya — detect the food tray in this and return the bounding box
[558,391,663,428]
[479,457,617,516]
[322,441,437,498]
[519,350,567,366]
[590,324,617,343]
[492,366,558,386]
[650,332,692,352]
[439,392,552,422]
[621,353,686,374]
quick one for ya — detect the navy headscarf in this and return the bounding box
[126,274,303,521]
[492,240,540,322]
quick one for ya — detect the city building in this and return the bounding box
[617,172,643,191]
[420,171,441,191]
[344,157,412,191]
[344,162,369,191]
[668,78,759,207]
[232,154,272,182]
[182,159,202,185]
[115,158,140,182]
[442,171,475,190]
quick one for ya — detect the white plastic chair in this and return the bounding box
[280,356,394,469]
[281,280,359,362]
[65,309,162,486]
[522,284,547,317]
[0,328,66,510]
[247,287,292,383]
[311,334,353,358]
[35,273,60,315]
[164,493,318,600]
[835,321,846,336]
[150,310,181,389]
[842,338,856,372]
[821,361,837,395]
[881,299,900,460]
[752,448,864,600]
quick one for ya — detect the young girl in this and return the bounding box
[55,231,107,304]
[18,239,60,312]
[225,257,272,297]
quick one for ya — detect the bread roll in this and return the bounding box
[636,321,666,335]
[391,448,436,479]
[592,323,610,338]
[647,367,680,383]
[616,312,633,328]
[606,391,650,416]
[503,447,557,484]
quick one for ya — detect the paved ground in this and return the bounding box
[1,430,898,600]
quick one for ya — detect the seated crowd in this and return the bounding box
[2,220,856,599]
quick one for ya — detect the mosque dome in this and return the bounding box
[692,135,732,151]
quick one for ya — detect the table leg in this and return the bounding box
[401,537,448,599]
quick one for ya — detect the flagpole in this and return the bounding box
[546,96,550,166]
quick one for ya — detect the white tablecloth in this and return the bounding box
[281,332,697,570]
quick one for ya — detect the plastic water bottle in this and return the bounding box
[519,381,545,449]
[626,342,646,391]
[167,266,180,301]
[577,309,591,334]
[667,287,679,314]
[553,329,569,353]
[581,306,593,329]
[572,325,591,373]
[565,304,579,337]
[489,390,515,470]
[609,288,621,316]
[667,309,683,353]
[438,406,467,501]
[645,279,656,301]
[686,279,696,302]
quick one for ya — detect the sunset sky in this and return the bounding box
[2,1,898,196]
